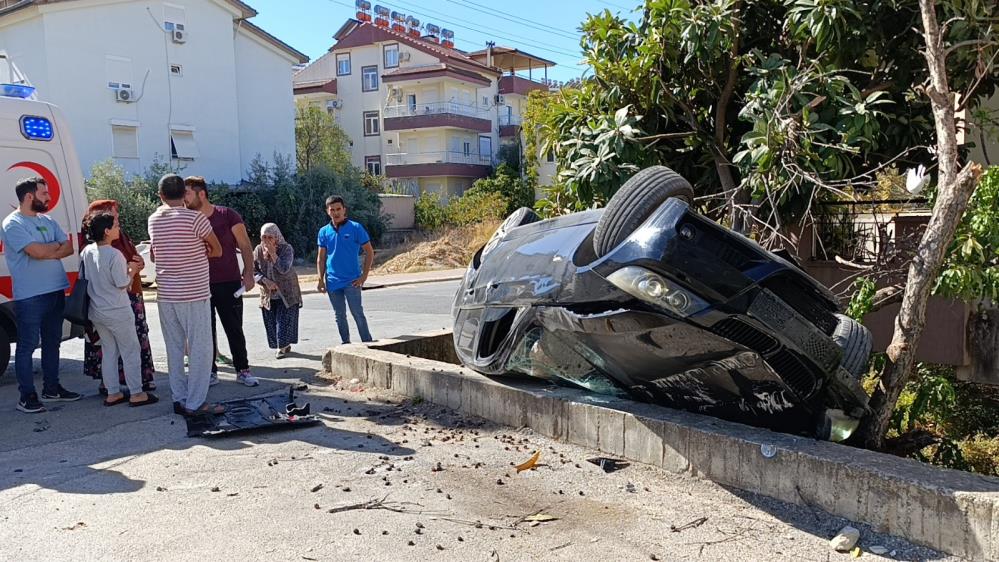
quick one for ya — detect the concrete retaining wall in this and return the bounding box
[324,331,999,561]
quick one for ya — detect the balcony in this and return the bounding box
[498,111,522,137]
[384,150,492,179]
[384,101,491,133]
[498,75,550,96]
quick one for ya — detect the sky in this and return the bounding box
[246,0,638,83]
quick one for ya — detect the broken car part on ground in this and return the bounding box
[184,387,321,437]
[452,166,872,441]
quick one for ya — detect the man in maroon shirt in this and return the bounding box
[184,176,259,387]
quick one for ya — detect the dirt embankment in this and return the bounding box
[371,221,501,275]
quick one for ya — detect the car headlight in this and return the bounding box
[606,266,708,317]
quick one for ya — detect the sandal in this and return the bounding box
[104,395,128,407]
[185,402,226,416]
[142,382,157,392]
[129,393,159,408]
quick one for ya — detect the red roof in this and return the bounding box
[331,19,499,78]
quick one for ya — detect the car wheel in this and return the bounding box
[832,313,873,379]
[0,326,9,378]
[593,165,695,257]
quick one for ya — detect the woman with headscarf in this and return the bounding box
[82,200,156,393]
[254,223,301,358]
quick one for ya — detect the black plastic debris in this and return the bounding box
[587,457,630,473]
[185,387,321,438]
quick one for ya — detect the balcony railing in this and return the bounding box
[384,101,490,120]
[498,112,522,126]
[386,151,492,166]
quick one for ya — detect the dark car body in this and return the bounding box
[452,199,870,439]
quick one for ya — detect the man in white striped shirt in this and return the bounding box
[148,174,223,416]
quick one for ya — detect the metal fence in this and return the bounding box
[811,199,930,264]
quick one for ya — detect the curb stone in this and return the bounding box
[324,330,999,562]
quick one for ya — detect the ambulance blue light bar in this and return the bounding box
[1,83,36,99]
[20,116,53,141]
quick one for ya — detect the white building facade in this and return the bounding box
[293,17,556,199]
[0,0,307,183]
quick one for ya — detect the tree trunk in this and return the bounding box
[856,0,985,449]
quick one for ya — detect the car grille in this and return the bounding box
[713,318,779,354]
[760,275,838,335]
[765,349,820,399]
[683,219,760,271]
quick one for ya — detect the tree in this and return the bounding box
[525,0,998,239]
[856,0,988,449]
[85,160,159,241]
[295,101,351,174]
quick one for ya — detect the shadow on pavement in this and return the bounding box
[0,361,424,496]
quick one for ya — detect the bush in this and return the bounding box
[85,155,387,257]
[467,163,535,215]
[85,159,159,241]
[414,189,508,230]
[446,190,508,226]
[415,192,448,230]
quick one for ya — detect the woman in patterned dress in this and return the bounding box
[254,223,302,358]
[82,200,156,393]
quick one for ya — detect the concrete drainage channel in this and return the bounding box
[323,329,999,561]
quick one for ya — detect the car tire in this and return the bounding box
[593,165,695,257]
[832,313,872,378]
[503,207,540,229]
[0,326,9,378]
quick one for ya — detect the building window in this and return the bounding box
[170,129,198,160]
[169,63,183,76]
[546,151,555,163]
[336,53,351,76]
[365,156,382,176]
[111,125,138,159]
[478,136,492,161]
[407,94,417,112]
[383,43,399,68]
[482,96,489,106]
[362,66,379,92]
[462,141,471,157]
[363,111,380,136]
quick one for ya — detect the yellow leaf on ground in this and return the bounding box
[515,450,540,473]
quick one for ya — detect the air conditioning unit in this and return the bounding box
[399,51,411,62]
[494,94,505,105]
[172,24,187,43]
[114,88,135,103]
[326,99,343,110]
[391,87,402,101]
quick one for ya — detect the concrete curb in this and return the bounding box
[324,330,999,561]
[141,271,465,303]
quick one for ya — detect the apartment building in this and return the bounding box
[293,9,556,199]
[0,0,306,182]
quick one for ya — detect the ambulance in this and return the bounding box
[0,60,87,376]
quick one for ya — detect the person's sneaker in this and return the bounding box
[40,386,82,402]
[237,370,260,387]
[209,371,220,386]
[16,394,45,413]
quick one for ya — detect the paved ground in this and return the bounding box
[0,281,957,561]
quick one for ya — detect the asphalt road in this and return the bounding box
[0,280,955,561]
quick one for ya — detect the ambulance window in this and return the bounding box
[170,129,198,160]
[112,125,138,159]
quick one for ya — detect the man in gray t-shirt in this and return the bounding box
[0,177,81,413]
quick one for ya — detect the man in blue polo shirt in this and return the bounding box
[317,195,374,344]
[1,177,81,413]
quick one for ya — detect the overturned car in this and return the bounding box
[452,166,872,441]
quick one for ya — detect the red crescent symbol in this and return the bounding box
[7,161,61,210]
